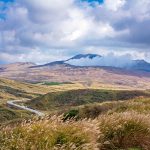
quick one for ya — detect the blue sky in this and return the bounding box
[0,0,150,64]
[0,0,14,2]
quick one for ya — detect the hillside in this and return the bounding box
[0,105,32,125]
[0,78,49,103]
[0,78,84,103]
[26,89,150,111]
[0,78,85,125]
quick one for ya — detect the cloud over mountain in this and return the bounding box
[66,53,133,68]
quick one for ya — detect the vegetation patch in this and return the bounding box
[43,82,74,86]
[26,89,150,111]
[33,81,74,86]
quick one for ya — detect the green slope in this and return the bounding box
[26,89,150,111]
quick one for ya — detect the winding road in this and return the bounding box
[7,100,45,117]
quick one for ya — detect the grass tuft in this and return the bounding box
[98,112,150,150]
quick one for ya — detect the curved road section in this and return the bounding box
[7,100,45,117]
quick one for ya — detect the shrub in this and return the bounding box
[78,102,120,119]
[63,109,79,121]
[98,112,150,150]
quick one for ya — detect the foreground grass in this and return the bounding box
[0,111,149,150]
[98,112,150,150]
[0,116,98,150]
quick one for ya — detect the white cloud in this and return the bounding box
[0,0,150,63]
[0,49,68,64]
[128,0,150,21]
[104,0,126,11]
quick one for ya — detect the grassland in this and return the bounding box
[0,78,150,150]
[0,78,85,124]
[0,97,150,150]
[0,78,85,104]
[26,89,150,111]
[34,81,74,86]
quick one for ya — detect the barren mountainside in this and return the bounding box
[0,54,150,89]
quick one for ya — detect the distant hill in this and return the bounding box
[0,62,36,71]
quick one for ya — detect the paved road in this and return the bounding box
[7,100,45,117]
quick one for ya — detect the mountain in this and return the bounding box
[31,61,65,68]
[66,54,101,60]
[0,54,150,90]
[33,54,101,68]
[129,60,150,72]
[35,54,150,72]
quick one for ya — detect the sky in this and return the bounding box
[0,0,150,64]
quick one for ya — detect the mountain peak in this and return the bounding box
[67,54,101,61]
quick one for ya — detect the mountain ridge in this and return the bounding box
[1,53,150,72]
[31,53,150,72]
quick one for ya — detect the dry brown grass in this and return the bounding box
[0,111,150,150]
[98,112,150,150]
[0,116,99,150]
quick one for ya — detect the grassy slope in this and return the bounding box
[62,97,150,120]
[0,78,84,104]
[1,98,150,150]
[0,78,150,149]
[0,88,150,149]
[26,89,150,111]
[0,78,85,124]
[0,105,32,125]
[0,78,47,103]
